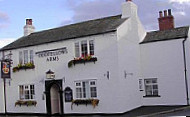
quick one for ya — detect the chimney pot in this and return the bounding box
[26,19,32,25]
[168,9,172,16]
[164,10,167,17]
[159,11,163,18]
[126,0,132,2]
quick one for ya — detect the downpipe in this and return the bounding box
[182,37,189,105]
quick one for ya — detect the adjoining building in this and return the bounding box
[0,0,190,115]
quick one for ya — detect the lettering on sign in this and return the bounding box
[36,47,67,62]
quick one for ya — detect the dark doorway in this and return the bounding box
[45,80,64,115]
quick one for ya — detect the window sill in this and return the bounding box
[143,95,161,98]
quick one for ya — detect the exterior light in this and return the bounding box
[46,69,55,79]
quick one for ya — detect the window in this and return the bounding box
[19,84,35,100]
[89,40,94,55]
[74,40,94,57]
[144,78,159,96]
[81,40,88,57]
[75,80,97,99]
[19,51,23,64]
[75,42,80,58]
[24,50,28,64]
[139,79,143,91]
[19,50,34,64]
[29,50,34,63]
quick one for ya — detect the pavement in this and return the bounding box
[0,106,189,117]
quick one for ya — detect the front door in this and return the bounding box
[45,80,64,115]
[50,84,61,114]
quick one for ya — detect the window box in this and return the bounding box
[68,55,97,68]
[15,100,37,107]
[13,62,35,72]
[71,99,99,109]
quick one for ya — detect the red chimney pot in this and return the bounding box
[26,19,32,25]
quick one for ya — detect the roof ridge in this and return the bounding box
[147,26,189,33]
[31,14,122,35]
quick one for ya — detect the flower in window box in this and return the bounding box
[12,62,35,72]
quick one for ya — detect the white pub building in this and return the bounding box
[0,0,190,115]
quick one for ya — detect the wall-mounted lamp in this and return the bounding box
[46,69,55,79]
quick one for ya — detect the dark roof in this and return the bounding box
[1,15,127,51]
[140,26,189,44]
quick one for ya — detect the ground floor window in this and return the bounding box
[144,78,159,96]
[75,80,97,99]
[19,84,35,100]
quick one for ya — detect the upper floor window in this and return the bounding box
[24,50,28,64]
[144,78,159,96]
[19,50,34,64]
[19,84,35,100]
[75,80,97,99]
[75,40,94,58]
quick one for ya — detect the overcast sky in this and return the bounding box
[0,0,190,48]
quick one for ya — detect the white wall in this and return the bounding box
[3,32,127,114]
[115,8,146,112]
[140,39,188,105]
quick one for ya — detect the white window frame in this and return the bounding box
[19,51,23,64]
[75,80,97,99]
[29,50,34,63]
[24,50,28,64]
[74,40,94,58]
[19,50,34,64]
[19,84,35,100]
[144,78,159,96]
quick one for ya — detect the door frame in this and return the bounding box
[45,80,64,115]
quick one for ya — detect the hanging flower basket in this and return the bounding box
[71,99,99,109]
[68,55,97,68]
[13,62,35,72]
[15,100,37,107]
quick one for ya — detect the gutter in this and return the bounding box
[182,37,189,105]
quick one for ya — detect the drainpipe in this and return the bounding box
[182,37,189,105]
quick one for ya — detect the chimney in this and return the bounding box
[24,19,35,36]
[122,0,137,19]
[158,9,174,31]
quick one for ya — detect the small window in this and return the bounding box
[19,51,23,64]
[89,40,94,55]
[81,40,88,57]
[19,84,35,100]
[30,50,34,63]
[74,40,95,58]
[144,78,159,96]
[75,42,80,58]
[24,50,28,64]
[75,80,97,99]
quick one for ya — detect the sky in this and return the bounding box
[0,0,190,48]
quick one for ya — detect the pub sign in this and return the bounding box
[64,87,73,102]
[1,60,11,78]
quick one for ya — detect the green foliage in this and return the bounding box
[12,62,35,73]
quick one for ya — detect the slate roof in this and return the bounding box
[140,26,189,44]
[1,15,127,51]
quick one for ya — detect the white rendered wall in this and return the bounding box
[140,39,188,105]
[115,6,146,112]
[3,32,126,114]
